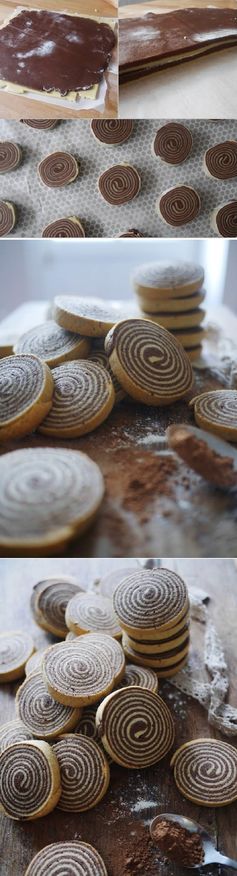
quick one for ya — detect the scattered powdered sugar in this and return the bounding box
[17,41,55,59]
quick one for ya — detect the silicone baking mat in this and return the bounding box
[0,118,236,238]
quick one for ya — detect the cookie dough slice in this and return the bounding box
[31,577,82,638]
[39,360,115,438]
[65,592,121,638]
[53,296,124,337]
[204,141,237,179]
[153,123,193,164]
[96,687,175,768]
[98,164,141,204]
[16,672,81,740]
[20,120,58,129]
[166,423,237,489]
[0,740,61,819]
[91,119,133,145]
[52,734,110,811]
[0,631,34,682]
[190,389,237,441]
[0,201,16,237]
[0,142,22,173]
[24,842,108,876]
[133,261,204,300]
[0,354,54,441]
[157,185,201,226]
[171,738,237,807]
[42,639,115,706]
[211,201,237,237]
[38,152,79,187]
[42,217,85,238]
[14,321,90,367]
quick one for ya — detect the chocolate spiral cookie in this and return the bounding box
[53,296,123,337]
[42,217,85,237]
[38,152,79,187]
[15,321,90,368]
[190,389,237,441]
[39,361,115,438]
[0,740,61,819]
[25,650,46,676]
[212,201,237,237]
[24,842,108,876]
[91,120,133,145]
[42,639,115,706]
[77,633,125,684]
[98,164,141,204]
[0,142,22,173]
[16,672,81,739]
[113,567,188,636]
[158,186,200,226]
[52,734,110,811]
[96,687,174,768]
[65,592,121,638]
[0,631,34,682]
[205,140,237,179]
[0,201,16,236]
[153,123,192,164]
[0,720,33,755]
[20,120,58,129]
[171,738,237,806]
[31,577,82,637]
[0,354,53,441]
[120,664,159,692]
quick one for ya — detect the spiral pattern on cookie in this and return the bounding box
[25,651,45,676]
[205,141,237,179]
[98,165,140,204]
[16,672,80,739]
[153,123,192,164]
[113,568,188,632]
[0,355,47,423]
[74,705,99,741]
[214,201,237,237]
[159,186,200,226]
[42,217,85,238]
[15,321,88,367]
[89,351,124,403]
[192,390,237,431]
[107,319,193,404]
[0,201,15,236]
[91,120,133,145]
[0,142,22,173]
[52,735,109,811]
[21,119,58,129]
[120,664,158,692]
[34,579,81,637]
[0,741,58,819]
[24,842,108,876]
[66,592,121,638]
[38,152,78,187]
[97,688,174,768]
[171,739,237,806]
[39,361,114,437]
[0,631,34,679]
[0,720,33,755]
[43,640,115,705]
[77,633,125,683]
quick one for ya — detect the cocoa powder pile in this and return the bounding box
[152,819,204,867]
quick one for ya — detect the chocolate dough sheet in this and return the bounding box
[0,9,115,97]
[119,8,237,83]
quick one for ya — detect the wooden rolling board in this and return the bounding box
[0,557,237,876]
[119,1,237,119]
[0,3,118,118]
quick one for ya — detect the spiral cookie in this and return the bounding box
[0,447,104,555]
[171,738,237,807]
[98,164,141,205]
[39,360,115,438]
[0,354,54,441]
[105,318,193,405]
[204,141,237,179]
[25,650,46,677]
[16,672,81,740]
[212,201,237,238]
[42,639,115,706]
[0,142,22,173]
[148,308,205,331]
[14,321,90,368]
[24,842,108,876]
[0,631,34,682]
[96,687,174,768]
[38,152,79,187]
[122,640,188,677]
[53,296,123,337]
[31,577,82,638]
[153,124,192,164]
[0,720,33,755]
[157,186,201,226]
[171,327,205,348]
[113,567,188,637]
[124,623,189,654]
[74,705,99,741]
[65,592,121,638]
[133,260,204,299]
[120,664,159,692]
[77,633,125,684]
[0,739,61,819]
[123,632,189,667]
[190,389,237,441]
[0,201,16,237]
[52,734,110,811]
[42,217,85,238]
[91,119,133,146]
[89,349,125,405]
[20,120,58,129]
[118,229,144,237]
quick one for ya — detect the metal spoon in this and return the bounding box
[150,813,237,870]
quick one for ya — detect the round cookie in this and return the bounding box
[166,423,237,489]
[211,201,237,237]
[138,289,205,314]
[42,639,116,706]
[91,119,133,145]
[146,308,205,330]
[74,704,100,742]
[16,671,81,740]
[98,164,141,204]
[89,348,125,405]
[53,296,123,337]
[204,140,237,179]
[99,565,140,598]
[52,734,110,811]
[96,687,175,768]
[118,229,144,237]
[39,360,115,438]
[122,639,188,676]
[153,123,192,164]
[113,567,189,637]
[105,318,193,405]
[190,389,237,441]
[0,631,34,682]
[0,142,22,173]
[0,720,33,755]
[122,633,190,667]
[0,354,53,441]
[25,650,46,676]
[42,217,85,238]
[118,664,159,692]
[24,842,108,876]
[124,622,189,654]
[0,447,104,556]
[76,633,125,685]
[31,577,82,638]
[20,119,58,129]
[14,321,90,367]
[38,152,79,187]
[171,738,237,807]
[0,201,16,237]
[157,185,201,226]
[0,739,61,819]
[65,592,121,638]
[172,326,205,348]
[133,261,204,300]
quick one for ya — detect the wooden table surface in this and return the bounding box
[0,2,118,119]
[0,557,237,876]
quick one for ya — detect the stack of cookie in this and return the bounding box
[133,259,206,362]
[113,567,190,677]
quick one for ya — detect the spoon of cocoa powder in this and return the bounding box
[150,813,237,869]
